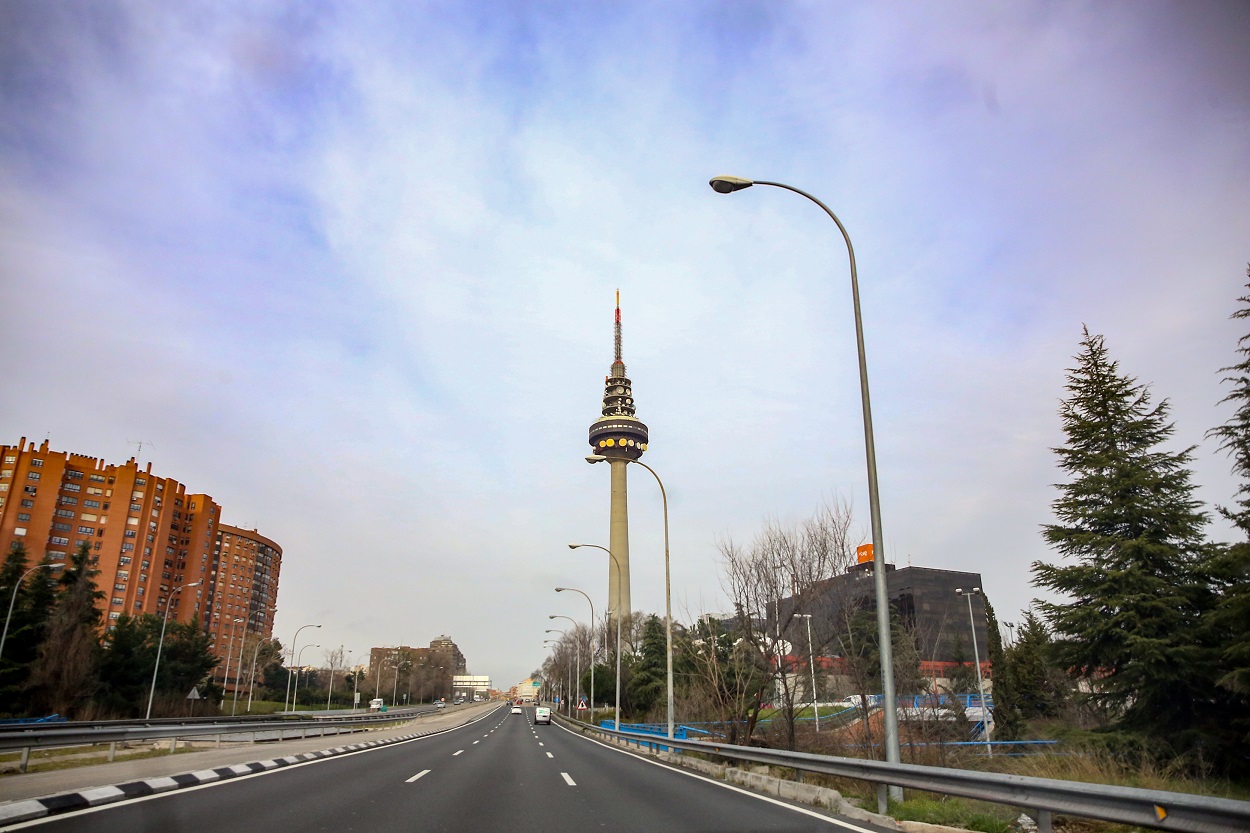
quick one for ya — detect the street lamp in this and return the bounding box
[220,617,244,712]
[570,543,624,731]
[796,613,820,732]
[291,643,320,710]
[145,580,202,719]
[0,563,53,664]
[586,453,674,740]
[285,623,322,712]
[548,616,581,717]
[709,175,901,785]
[956,588,992,756]
[556,586,595,723]
[244,604,278,715]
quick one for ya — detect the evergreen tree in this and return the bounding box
[944,639,979,694]
[96,614,156,717]
[0,544,35,714]
[1034,329,1211,742]
[626,615,666,718]
[26,544,103,716]
[1202,270,1250,770]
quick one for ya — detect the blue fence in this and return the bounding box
[0,715,65,726]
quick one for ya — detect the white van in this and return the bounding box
[369,698,385,711]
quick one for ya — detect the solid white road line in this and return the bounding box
[406,770,432,783]
[561,772,576,786]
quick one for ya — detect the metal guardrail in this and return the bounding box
[565,717,1250,833]
[0,707,436,772]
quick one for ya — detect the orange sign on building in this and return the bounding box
[856,543,874,564]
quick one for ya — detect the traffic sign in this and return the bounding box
[577,698,588,711]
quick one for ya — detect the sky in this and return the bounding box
[2,1,1248,691]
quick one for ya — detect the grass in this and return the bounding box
[889,796,1016,833]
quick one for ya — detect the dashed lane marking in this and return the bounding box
[453,750,464,756]
[406,770,432,783]
[561,772,576,786]
[546,752,553,758]
[473,741,480,745]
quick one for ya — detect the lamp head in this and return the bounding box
[585,454,607,464]
[709,175,754,194]
[555,587,567,593]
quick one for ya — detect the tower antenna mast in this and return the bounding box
[614,289,623,366]
[127,438,154,460]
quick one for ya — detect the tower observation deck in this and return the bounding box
[588,292,648,621]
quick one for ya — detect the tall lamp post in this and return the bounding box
[291,643,320,710]
[220,617,244,712]
[556,587,595,722]
[285,623,322,712]
[0,563,53,664]
[956,587,992,756]
[796,613,820,732]
[542,640,562,710]
[146,580,202,719]
[243,604,278,715]
[548,616,581,716]
[709,175,901,788]
[586,453,673,740]
[569,543,623,730]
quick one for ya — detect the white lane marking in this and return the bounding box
[554,724,875,832]
[406,769,432,782]
[538,742,544,746]
[473,740,480,745]
[453,750,464,756]
[561,772,576,786]
[546,752,554,758]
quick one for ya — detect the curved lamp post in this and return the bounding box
[709,175,901,787]
[542,639,562,708]
[146,580,202,719]
[796,613,820,732]
[0,563,53,664]
[220,617,244,712]
[586,453,673,740]
[556,586,595,722]
[285,623,322,712]
[956,587,992,756]
[291,643,320,710]
[570,543,623,730]
[548,615,581,716]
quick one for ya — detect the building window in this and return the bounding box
[17,513,30,522]
[49,536,69,546]
[3,456,13,464]
[66,470,83,480]
[14,528,27,537]
[24,486,35,495]
[124,530,136,538]
[89,474,105,482]
[112,598,123,606]
[84,499,101,508]
[129,503,141,512]
[48,551,66,561]
[135,478,146,486]
[60,496,78,505]
[63,483,80,492]
[20,499,33,508]
[55,509,73,518]
[109,612,120,620]
[77,526,94,535]
[30,459,43,468]
[52,522,70,532]
[27,472,39,480]
[121,543,134,552]
[114,584,125,592]
[118,571,129,580]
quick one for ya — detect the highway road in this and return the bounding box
[3,705,885,832]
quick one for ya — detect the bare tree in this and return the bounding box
[718,500,858,750]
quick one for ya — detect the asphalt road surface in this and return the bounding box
[3,705,885,832]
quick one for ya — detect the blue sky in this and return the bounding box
[3,1,1248,690]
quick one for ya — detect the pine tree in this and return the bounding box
[1034,328,1211,741]
[26,544,103,717]
[626,615,666,718]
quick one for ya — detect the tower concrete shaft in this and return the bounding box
[608,459,631,620]
[588,291,648,628]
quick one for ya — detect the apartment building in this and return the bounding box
[0,438,281,687]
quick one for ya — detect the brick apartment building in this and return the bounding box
[0,438,281,694]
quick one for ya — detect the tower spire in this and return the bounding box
[613,288,623,370]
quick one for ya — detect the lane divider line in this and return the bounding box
[561,772,576,786]
[453,750,464,756]
[406,770,432,783]
[546,752,553,758]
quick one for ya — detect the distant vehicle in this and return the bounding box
[435,700,446,709]
[534,706,551,725]
[368,698,385,711]
[454,698,463,705]
[510,705,523,715]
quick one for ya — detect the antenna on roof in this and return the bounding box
[127,439,154,461]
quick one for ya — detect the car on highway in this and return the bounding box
[510,704,523,715]
[435,700,446,709]
[534,706,551,725]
